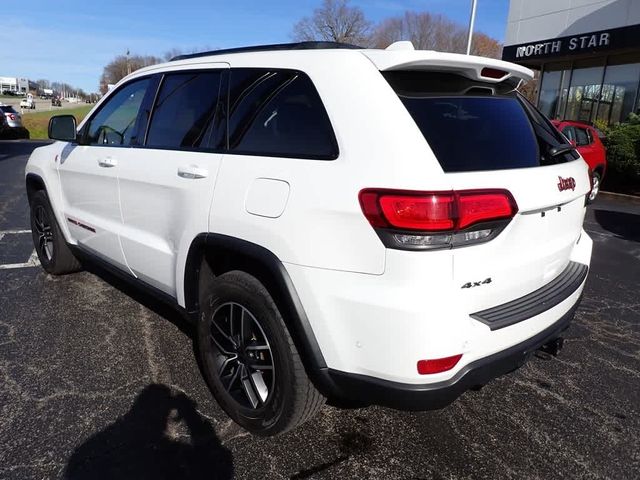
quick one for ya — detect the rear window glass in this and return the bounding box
[0,106,17,114]
[575,127,590,146]
[384,71,576,172]
[400,96,538,172]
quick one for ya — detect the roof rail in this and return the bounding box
[170,41,363,61]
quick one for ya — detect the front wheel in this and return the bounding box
[197,271,325,436]
[30,190,82,275]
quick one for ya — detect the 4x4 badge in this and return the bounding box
[461,278,492,289]
[557,176,576,192]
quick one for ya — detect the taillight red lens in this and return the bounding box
[359,189,517,232]
[417,354,462,374]
[8,114,15,120]
[457,192,516,229]
[379,194,455,231]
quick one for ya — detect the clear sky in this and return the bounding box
[0,0,509,93]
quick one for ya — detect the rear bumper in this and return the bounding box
[325,299,580,411]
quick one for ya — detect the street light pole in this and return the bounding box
[466,0,478,55]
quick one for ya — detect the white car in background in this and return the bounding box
[20,94,35,109]
[24,41,593,436]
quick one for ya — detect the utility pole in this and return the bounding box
[126,49,131,75]
[466,0,478,55]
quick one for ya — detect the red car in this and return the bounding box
[551,120,607,201]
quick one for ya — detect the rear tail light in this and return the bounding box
[359,189,518,250]
[417,354,462,374]
[8,114,15,121]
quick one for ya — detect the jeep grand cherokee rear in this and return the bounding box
[288,54,592,410]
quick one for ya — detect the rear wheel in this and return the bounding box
[589,171,601,202]
[197,271,325,436]
[30,190,81,275]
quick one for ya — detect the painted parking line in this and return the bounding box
[0,229,40,269]
[0,250,40,270]
[0,229,31,235]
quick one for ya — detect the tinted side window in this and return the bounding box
[562,126,576,143]
[227,69,337,159]
[86,79,149,146]
[575,127,591,146]
[146,71,222,149]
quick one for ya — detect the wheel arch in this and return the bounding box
[183,233,328,376]
[26,173,47,204]
[592,164,606,177]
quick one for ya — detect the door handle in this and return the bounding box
[98,157,117,168]
[177,165,208,179]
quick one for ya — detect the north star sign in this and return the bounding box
[516,32,610,58]
[502,24,640,63]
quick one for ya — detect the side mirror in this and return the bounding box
[48,115,77,142]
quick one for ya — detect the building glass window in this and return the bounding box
[596,54,640,124]
[539,70,562,118]
[565,59,605,123]
[539,62,571,119]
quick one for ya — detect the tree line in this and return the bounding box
[293,0,502,57]
[99,0,503,92]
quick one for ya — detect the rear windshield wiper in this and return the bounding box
[548,143,576,158]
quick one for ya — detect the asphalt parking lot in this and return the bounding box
[1,140,639,480]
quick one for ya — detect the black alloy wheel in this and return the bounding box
[209,302,275,409]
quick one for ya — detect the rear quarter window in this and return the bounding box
[227,69,338,160]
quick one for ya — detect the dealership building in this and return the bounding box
[0,76,30,94]
[503,0,640,125]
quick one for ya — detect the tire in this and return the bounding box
[589,171,601,202]
[30,190,82,275]
[198,271,325,436]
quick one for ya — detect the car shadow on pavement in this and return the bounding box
[63,384,234,480]
[594,209,640,242]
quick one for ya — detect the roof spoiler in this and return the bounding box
[362,48,534,83]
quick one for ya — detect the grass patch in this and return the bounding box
[22,106,93,139]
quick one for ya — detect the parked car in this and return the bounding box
[20,97,36,109]
[26,41,593,436]
[0,104,29,138]
[552,120,607,201]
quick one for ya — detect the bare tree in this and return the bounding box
[99,53,161,93]
[471,32,502,59]
[35,79,51,90]
[163,46,216,62]
[163,48,184,62]
[370,11,501,58]
[292,0,372,46]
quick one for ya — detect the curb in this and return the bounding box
[599,190,640,203]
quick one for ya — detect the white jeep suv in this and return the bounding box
[25,41,593,436]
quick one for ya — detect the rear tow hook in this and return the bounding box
[538,337,565,357]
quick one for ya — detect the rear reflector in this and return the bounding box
[417,354,462,374]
